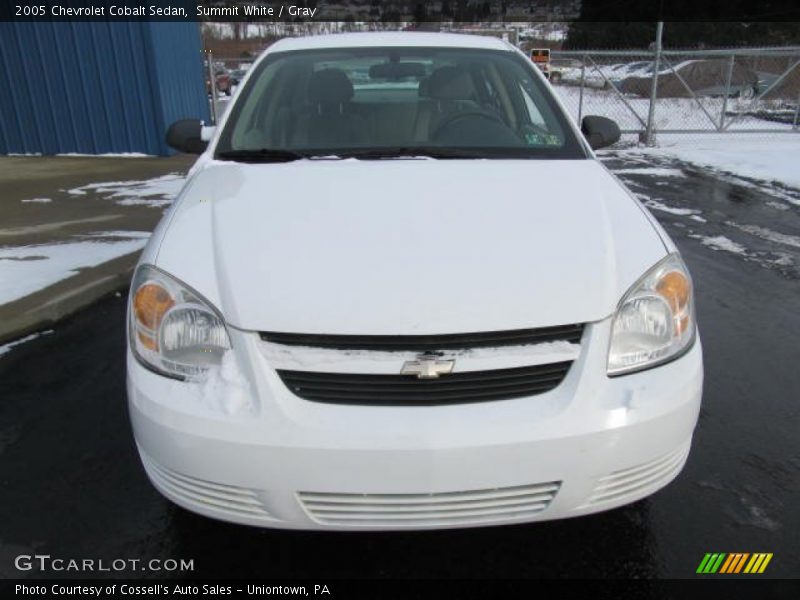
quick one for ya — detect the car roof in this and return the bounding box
[265,32,514,54]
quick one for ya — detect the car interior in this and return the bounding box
[229,51,568,152]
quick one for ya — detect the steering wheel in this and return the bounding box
[432,110,507,140]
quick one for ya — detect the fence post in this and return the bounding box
[644,21,663,146]
[207,50,218,125]
[577,54,587,124]
[794,92,800,130]
[719,54,735,130]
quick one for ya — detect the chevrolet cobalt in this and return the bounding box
[127,33,702,530]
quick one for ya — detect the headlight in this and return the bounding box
[129,264,231,380]
[607,253,696,376]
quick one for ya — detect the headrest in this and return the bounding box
[308,69,353,105]
[427,67,475,101]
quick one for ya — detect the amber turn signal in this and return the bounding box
[656,270,691,334]
[133,282,175,350]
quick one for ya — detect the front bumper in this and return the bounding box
[127,321,703,530]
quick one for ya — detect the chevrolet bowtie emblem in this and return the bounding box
[400,355,455,379]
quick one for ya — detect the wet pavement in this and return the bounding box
[0,155,798,579]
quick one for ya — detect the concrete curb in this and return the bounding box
[0,251,138,345]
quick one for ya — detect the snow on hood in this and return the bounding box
[153,159,667,334]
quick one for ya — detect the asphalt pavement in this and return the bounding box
[0,155,798,579]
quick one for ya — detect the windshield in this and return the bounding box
[215,46,587,160]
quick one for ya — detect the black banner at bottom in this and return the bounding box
[3,579,800,600]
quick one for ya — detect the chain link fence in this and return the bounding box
[551,47,800,145]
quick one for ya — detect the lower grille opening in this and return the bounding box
[298,481,561,527]
[583,441,691,507]
[277,361,573,405]
[140,451,271,519]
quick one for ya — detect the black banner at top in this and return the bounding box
[2,0,800,23]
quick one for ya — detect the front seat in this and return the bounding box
[293,68,367,148]
[412,66,479,142]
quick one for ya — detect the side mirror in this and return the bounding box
[166,119,208,154]
[581,116,621,150]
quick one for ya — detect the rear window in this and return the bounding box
[215,46,587,160]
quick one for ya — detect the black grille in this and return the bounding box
[277,362,573,406]
[261,324,584,351]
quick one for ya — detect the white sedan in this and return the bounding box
[127,32,702,530]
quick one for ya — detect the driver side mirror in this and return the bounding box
[581,116,621,150]
[166,119,210,154]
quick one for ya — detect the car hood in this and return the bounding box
[154,159,667,334]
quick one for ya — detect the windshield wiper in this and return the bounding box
[341,147,489,160]
[216,148,311,163]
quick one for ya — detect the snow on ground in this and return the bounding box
[562,82,800,194]
[691,235,749,255]
[2,172,185,306]
[611,166,686,177]
[66,173,185,208]
[725,222,800,250]
[628,137,800,196]
[642,198,701,217]
[79,230,152,240]
[0,330,54,358]
[0,232,150,305]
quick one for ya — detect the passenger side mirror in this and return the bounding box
[581,116,621,150]
[166,119,208,154]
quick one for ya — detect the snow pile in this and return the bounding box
[20,197,52,204]
[629,137,800,195]
[0,232,149,305]
[81,231,151,240]
[0,330,54,358]
[199,351,254,416]
[66,173,185,208]
[726,222,800,250]
[643,198,701,217]
[693,235,748,255]
[612,167,686,177]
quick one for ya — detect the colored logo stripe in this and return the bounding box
[697,553,773,574]
[744,553,773,574]
[697,553,726,573]
[719,553,749,573]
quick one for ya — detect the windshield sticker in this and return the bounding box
[525,133,562,146]
[525,133,543,145]
[542,134,562,146]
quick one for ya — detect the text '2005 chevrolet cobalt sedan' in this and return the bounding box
[127,32,702,530]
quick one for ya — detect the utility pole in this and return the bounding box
[644,21,664,146]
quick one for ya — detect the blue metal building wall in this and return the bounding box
[0,22,209,156]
